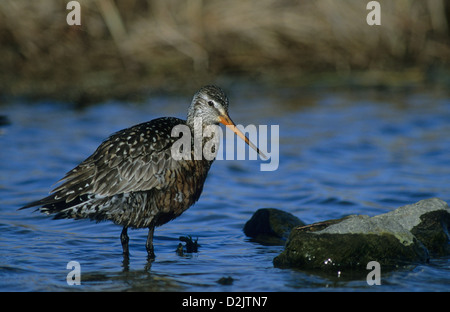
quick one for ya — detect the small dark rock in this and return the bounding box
[217,276,234,285]
[0,115,10,127]
[273,198,450,273]
[244,208,306,245]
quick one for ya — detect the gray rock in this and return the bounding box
[380,198,450,256]
[244,208,306,245]
[273,198,450,272]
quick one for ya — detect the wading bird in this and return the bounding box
[21,85,265,260]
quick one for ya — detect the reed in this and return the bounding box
[0,0,448,103]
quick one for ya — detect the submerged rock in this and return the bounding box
[273,198,450,272]
[244,208,306,245]
[217,276,234,285]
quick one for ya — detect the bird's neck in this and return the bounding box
[184,118,220,163]
[186,115,219,132]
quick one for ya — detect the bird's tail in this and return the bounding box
[20,193,100,220]
[20,192,152,228]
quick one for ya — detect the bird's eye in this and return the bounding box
[207,101,214,107]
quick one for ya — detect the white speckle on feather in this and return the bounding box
[174,192,184,203]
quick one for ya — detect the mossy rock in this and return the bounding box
[273,198,450,273]
[380,198,450,256]
[273,217,429,271]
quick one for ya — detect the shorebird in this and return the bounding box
[21,85,265,260]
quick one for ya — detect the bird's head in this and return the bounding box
[187,85,229,126]
[187,85,267,159]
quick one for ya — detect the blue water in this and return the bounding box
[1,87,449,291]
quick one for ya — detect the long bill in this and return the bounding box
[219,115,268,160]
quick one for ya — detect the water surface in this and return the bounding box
[1,87,449,291]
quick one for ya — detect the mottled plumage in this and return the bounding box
[21,85,264,260]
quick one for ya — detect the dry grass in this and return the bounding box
[0,0,449,103]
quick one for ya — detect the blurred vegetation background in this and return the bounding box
[0,0,449,104]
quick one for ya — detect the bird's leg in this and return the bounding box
[146,225,156,261]
[121,226,130,257]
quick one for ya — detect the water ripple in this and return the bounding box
[1,90,449,291]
